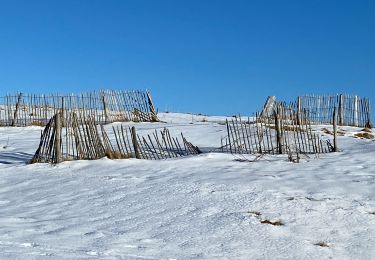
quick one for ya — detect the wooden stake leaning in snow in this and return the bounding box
[131,126,141,159]
[147,91,158,122]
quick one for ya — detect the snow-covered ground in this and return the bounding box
[0,113,374,259]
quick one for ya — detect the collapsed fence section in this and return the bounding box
[31,112,200,164]
[221,108,334,157]
[0,90,158,127]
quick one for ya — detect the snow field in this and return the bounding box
[0,113,374,259]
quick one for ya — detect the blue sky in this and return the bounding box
[0,0,374,116]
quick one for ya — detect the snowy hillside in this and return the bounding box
[0,113,374,259]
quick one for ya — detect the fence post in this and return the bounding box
[338,94,343,126]
[225,119,233,154]
[147,91,158,122]
[61,96,65,127]
[353,95,358,127]
[274,107,283,154]
[333,107,338,152]
[260,96,276,120]
[131,126,141,159]
[297,96,302,125]
[366,99,372,128]
[54,113,62,163]
[11,93,22,126]
[102,93,109,124]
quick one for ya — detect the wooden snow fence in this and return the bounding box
[260,94,371,128]
[0,90,158,127]
[298,94,371,128]
[221,106,334,156]
[30,112,200,164]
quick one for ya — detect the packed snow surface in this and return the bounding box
[0,113,374,259]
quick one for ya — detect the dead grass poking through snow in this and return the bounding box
[266,124,306,132]
[314,241,330,248]
[31,121,45,127]
[368,211,375,215]
[260,219,284,226]
[248,210,284,226]
[321,127,345,136]
[354,132,374,139]
[248,211,262,217]
[361,128,372,133]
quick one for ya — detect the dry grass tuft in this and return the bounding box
[361,128,372,133]
[322,128,333,135]
[321,127,344,136]
[105,150,132,159]
[248,211,284,226]
[267,124,306,132]
[248,211,262,217]
[31,121,46,127]
[354,132,375,139]
[260,219,284,226]
[314,241,330,247]
[368,211,375,215]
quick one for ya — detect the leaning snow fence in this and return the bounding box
[30,112,201,164]
[0,89,158,127]
[221,106,335,156]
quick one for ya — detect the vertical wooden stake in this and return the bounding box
[225,119,233,153]
[102,93,109,124]
[366,99,372,128]
[354,95,358,127]
[338,94,343,126]
[55,113,62,163]
[297,96,301,125]
[275,108,283,154]
[61,96,65,127]
[333,107,338,152]
[131,126,141,159]
[11,93,22,126]
[147,91,158,122]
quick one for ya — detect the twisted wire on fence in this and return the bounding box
[0,89,158,127]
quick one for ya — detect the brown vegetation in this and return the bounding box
[314,241,330,247]
[260,219,284,226]
[354,132,374,139]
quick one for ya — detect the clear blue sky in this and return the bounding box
[0,0,374,116]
